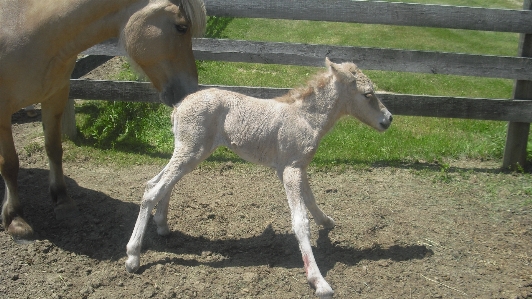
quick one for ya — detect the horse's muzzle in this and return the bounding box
[160,78,199,107]
[380,114,393,130]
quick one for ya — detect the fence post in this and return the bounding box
[502,0,532,170]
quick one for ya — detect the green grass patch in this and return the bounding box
[76,101,174,154]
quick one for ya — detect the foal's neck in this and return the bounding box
[297,75,344,137]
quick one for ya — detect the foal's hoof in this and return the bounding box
[319,216,335,229]
[7,217,35,244]
[54,202,79,221]
[315,280,334,299]
[125,256,140,273]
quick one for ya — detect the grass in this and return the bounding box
[74,0,531,169]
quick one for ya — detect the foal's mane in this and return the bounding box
[274,69,332,104]
[180,0,207,38]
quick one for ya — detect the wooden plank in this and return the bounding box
[68,80,532,122]
[503,0,532,170]
[84,39,532,81]
[193,38,532,80]
[82,38,123,56]
[69,80,160,103]
[204,0,532,33]
[71,55,114,78]
[380,93,532,122]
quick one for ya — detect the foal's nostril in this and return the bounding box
[389,115,393,122]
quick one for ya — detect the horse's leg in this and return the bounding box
[280,166,334,299]
[126,147,210,273]
[0,114,34,240]
[296,171,335,229]
[41,86,77,219]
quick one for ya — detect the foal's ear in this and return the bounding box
[325,57,340,74]
[325,57,333,67]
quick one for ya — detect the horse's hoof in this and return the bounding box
[125,256,140,273]
[54,202,79,220]
[7,216,35,244]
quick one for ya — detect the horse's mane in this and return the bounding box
[274,69,332,104]
[181,0,207,38]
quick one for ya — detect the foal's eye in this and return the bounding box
[364,92,373,99]
[174,24,189,34]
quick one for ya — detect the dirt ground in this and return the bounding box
[1,107,532,299]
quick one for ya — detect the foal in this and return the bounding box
[126,58,393,298]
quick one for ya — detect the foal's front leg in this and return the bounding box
[280,166,334,299]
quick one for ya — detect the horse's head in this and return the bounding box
[121,0,206,106]
[327,58,393,132]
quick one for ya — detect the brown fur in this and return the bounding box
[0,0,206,241]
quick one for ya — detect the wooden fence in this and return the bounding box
[68,0,532,169]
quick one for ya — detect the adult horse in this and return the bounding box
[0,0,206,242]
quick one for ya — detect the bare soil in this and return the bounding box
[2,107,532,299]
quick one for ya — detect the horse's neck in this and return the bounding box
[298,78,344,136]
[36,0,137,58]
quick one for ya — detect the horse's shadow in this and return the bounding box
[1,168,431,274]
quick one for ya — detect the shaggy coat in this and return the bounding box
[126,58,393,299]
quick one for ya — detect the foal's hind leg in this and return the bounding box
[41,86,77,219]
[297,171,335,229]
[126,148,209,273]
[280,166,334,299]
[0,114,34,241]
[152,189,172,236]
[150,163,172,236]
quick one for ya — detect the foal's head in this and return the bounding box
[327,58,393,132]
[121,0,206,106]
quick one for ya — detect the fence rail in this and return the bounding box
[69,0,532,168]
[83,38,532,80]
[204,0,532,33]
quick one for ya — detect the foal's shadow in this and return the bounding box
[136,225,431,275]
[1,168,431,273]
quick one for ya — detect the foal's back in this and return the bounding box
[176,88,311,167]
